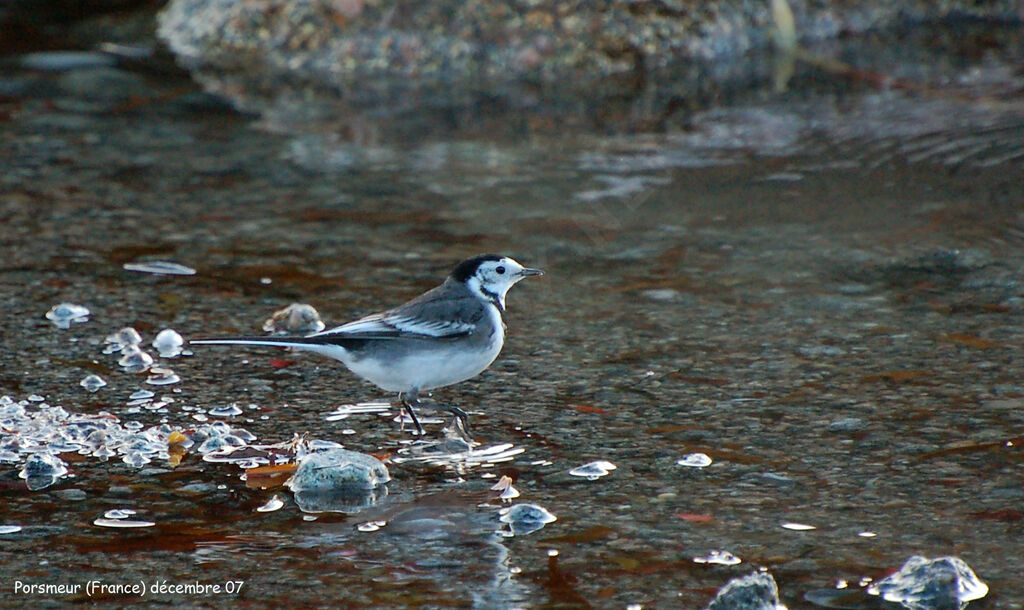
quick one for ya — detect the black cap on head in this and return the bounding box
[450,254,504,282]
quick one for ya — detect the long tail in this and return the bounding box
[190,336,360,360]
[190,337,314,349]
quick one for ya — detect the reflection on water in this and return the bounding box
[0,15,1021,609]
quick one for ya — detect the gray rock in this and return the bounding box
[288,448,390,492]
[156,0,1024,125]
[867,555,988,609]
[707,571,784,610]
[52,488,88,501]
[287,449,391,514]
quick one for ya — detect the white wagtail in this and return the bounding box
[191,254,542,434]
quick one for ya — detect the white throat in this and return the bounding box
[466,276,507,311]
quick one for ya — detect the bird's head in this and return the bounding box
[451,254,543,311]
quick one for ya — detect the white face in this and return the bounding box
[468,257,542,310]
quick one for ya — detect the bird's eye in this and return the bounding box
[495,266,506,275]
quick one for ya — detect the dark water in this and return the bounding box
[2,15,1024,610]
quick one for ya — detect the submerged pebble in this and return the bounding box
[288,449,390,514]
[52,488,88,502]
[45,303,90,329]
[80,374,107,393]
[498,503,557,537]
[867,555,988,608]
[288,449,390,492]
[569,460,617,480]
[707,571,786,610]
[152,328,185,357]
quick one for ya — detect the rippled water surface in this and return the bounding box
[2,16,1024,609]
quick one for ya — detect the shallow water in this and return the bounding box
[2,16,1024,609]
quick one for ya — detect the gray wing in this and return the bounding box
[309,283,483,341]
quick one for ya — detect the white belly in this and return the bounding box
[343,307,505,393]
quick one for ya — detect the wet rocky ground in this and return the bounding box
[2,6,1024,609]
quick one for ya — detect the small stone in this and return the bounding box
[52,489,88,501]
[707,571,784,610]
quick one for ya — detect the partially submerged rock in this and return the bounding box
[707,571,786,610]
[156,0,1024,129]
[868,555,988,610]
[287,448,390,513]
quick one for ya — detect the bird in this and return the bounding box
[190,254,543,435]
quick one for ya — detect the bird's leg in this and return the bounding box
[421,399,471,436]
[399,390,425,436]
